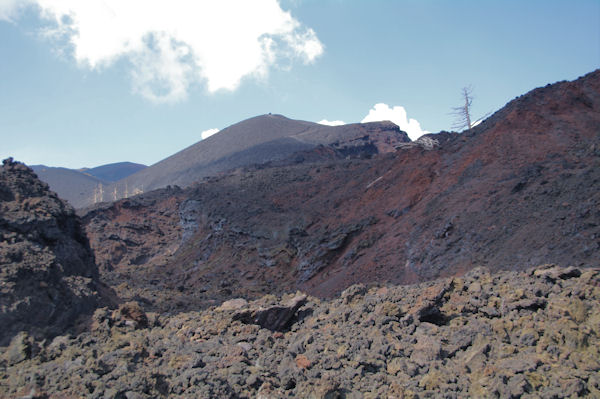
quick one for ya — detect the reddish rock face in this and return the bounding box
[82,70,600,312]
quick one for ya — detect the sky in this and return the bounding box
[1,0,599,169]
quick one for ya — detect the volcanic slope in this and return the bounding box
[82,70,600,312]
[107,116,409,204]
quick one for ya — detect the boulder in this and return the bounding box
[233,293,307,331]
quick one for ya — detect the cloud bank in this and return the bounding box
[361,103,428,141]
[201,128,220,140]
[1,0,324,103]
[317,119,345,126]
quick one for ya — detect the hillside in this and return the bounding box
[31,165,107,209]
[31,162,148,209]
[106,116,410,206]
[82,162,147,183]
[81,70,600,312]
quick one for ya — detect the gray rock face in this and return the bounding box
[0,158,112,345]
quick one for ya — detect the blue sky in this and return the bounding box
[1,0,598,169]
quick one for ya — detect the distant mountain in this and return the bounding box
[31,162,147,208]
[109,115,409,203]
[31,165,107,209]
[81,162,147,183]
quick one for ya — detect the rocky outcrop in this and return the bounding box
[1,265,598,397]
[0,158,112,345]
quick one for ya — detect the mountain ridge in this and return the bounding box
[106,116,410,206]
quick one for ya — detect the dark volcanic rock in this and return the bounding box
[0,158,112,345]
[233,293,307,331]
[1,265,598,398]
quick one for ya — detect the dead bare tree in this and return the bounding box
[450,86,493,131]
[451,86,474,131]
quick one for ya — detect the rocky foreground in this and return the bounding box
[1,264,598,398]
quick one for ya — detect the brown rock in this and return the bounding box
[115,301,148,329]
[410,335,442,366]
[308,379,340,399]
[218,298,248,311]
[296,354,311,369]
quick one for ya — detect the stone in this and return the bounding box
[308,379,341,399]
[462,342,490,373]
[533,265,582,281]
[296,354,311,369]
[410,336,442,366]
[4,332,33,365]
[256,382,279,399]
[375,301,403,318]
[237,341,252,352]
[418,370,445,390]
[218,298,248,311]
[115,301,148,329]
[519,328,539,346]
[498,354,540,374]
[508,374,532,397]
[233,294,307,331]
[340,284,367,304]
[386,357,406,375]
[506,298,546,312]
[1,259,600,398]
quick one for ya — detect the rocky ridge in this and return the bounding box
[1,265,598,398]
[0,158,113,346]
[102,117,410,209]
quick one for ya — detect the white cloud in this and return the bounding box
[361,103,428,141]
[1,0,324,103]
[201,128,219,140]
[317,119,345,126]
[0,0,21,21]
